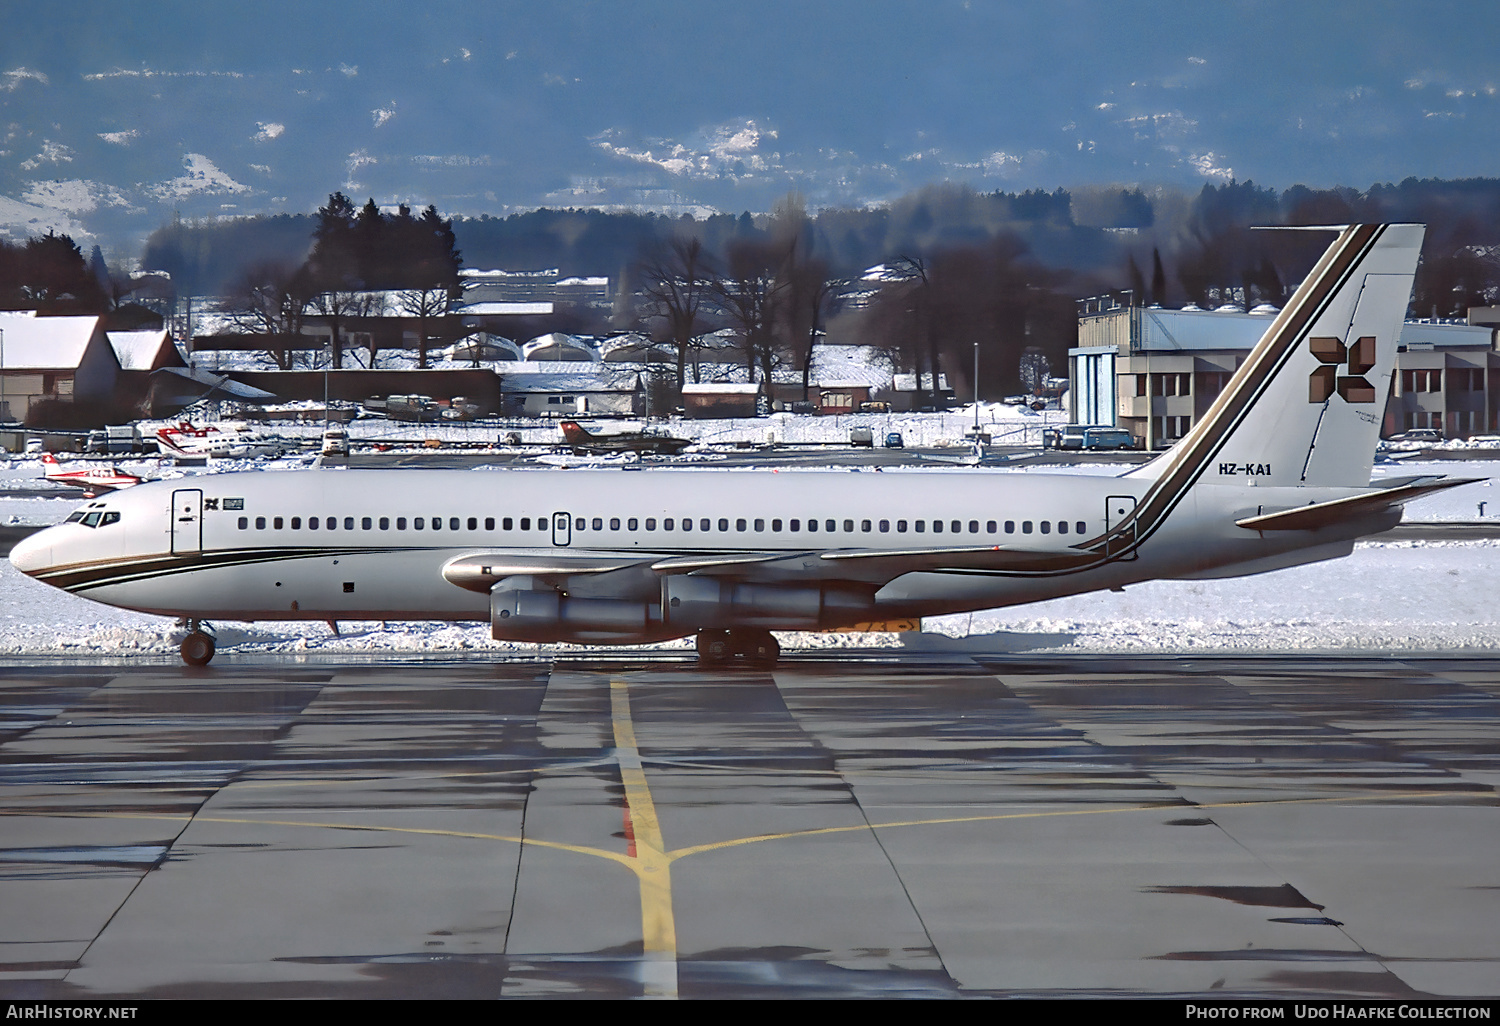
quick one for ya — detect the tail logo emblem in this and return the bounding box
[1309,335,1377,404]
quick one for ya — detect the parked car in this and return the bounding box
[1082,427,1137,451]
[885,432,904,448]
[849,427,874,447]
[1049,425,1103,450]
[1387,428,1442,444]
[320,427,350,457]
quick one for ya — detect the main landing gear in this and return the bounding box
[695,628,780,667]
[177,619,217,666]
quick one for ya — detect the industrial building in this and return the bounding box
[1071,302,1500,447]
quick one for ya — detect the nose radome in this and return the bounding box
[8,528,53,577]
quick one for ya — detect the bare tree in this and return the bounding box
[712,236,795,386]
[638,236,716,389]
[227,260,313,370]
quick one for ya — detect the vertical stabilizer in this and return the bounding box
[1132,224,1423,491]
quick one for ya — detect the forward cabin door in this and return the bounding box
[171,489,203,557]
[551,512,572,547]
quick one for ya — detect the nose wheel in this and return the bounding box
[178,620,217,666]
[695,629,780,667]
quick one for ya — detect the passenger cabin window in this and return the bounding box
[274,517,284,529]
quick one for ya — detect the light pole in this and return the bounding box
[972,341,980,438]
[323,340,332,432]
[0,327,7,424]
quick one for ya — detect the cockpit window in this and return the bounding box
[101,511,121,526]
[81,512,102,528]
[65,511,85,523]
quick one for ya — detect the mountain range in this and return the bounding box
[2,0,1496,258]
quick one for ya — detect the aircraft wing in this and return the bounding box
[1235,477,1480,532]
[447,541,1097,593]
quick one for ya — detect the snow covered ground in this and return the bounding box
[2,453,1499,661]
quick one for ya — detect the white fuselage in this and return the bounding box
[10,464,1370,633]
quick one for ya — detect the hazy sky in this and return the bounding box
[2,0,1496,250]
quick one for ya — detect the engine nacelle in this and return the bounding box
[661,576,873,630]
[490,576,682,644]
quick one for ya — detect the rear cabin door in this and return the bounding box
[171,489,203,556]
[1104,494,1138,560]
[551,511,572,547]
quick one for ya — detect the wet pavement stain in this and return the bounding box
[1147,884,1325,909]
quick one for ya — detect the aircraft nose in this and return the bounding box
[8,527,54,577]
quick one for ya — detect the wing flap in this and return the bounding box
[818,544,1097,575]
[650,551,789,573]
[1235,477,1480,532]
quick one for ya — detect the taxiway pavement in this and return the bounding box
[0,653,1496,999]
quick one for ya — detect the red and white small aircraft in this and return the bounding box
[41,454,144,496]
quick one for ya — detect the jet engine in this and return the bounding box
[489,575,681,644]
[660,576,873,630]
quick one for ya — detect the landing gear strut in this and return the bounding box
[695,628,780,667]
[178,619,216,666]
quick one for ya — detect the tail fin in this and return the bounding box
[1132,223,1423,490]
[559,421,591,444]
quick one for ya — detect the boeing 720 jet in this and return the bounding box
[10,225,1469,667]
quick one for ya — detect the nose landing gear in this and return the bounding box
[695,628,780,667]
[177,619,217,666]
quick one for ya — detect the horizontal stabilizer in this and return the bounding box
[1235,477,1479,532]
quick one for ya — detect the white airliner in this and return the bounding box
[9,224,1469,667]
